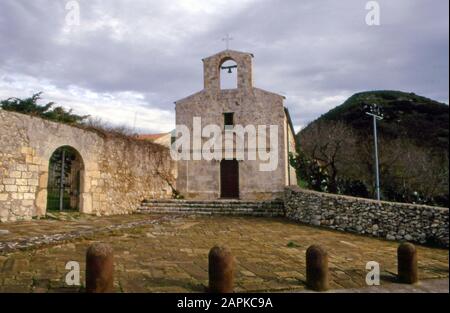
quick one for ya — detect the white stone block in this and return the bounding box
[18,186,29,192]
[5,185,17,192]
[10,171,21,178]
[16,179,28,186]
[28,179,39,186]
[2,178,15,185]
[15,164,27,171]
[21,172,33,179]
[23,193,35,200]
[11,193,23,200]
[28,165,39,172]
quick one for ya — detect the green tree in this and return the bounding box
[1,92,88,124]
[289,150,329,192]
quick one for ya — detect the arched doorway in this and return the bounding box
[47,146,84,211]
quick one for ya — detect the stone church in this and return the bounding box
[175,50,297,200]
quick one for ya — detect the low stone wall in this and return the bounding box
[285,186,449,247]
[0,110,175,222]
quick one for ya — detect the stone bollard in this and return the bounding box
[86,243,114,293]
[397,242,418,284]
[306,245,329,291]
[208,245,234,293]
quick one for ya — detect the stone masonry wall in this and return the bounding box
[285,186,449,247]
[0,109,174,222]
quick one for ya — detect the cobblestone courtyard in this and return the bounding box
[0,214,448,292]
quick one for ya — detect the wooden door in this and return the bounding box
[220,159,239,198]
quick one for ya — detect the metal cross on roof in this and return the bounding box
[222,34,233,50]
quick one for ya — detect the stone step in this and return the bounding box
[139,202,283,209]
[142,199,284,206]
[138,206,283,213]
[137,206,284,217]
[137,199,285,217]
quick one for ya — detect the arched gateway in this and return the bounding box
[47,146,84,211]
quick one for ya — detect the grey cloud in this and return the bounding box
[0,0,448,131]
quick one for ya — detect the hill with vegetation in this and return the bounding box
[293,90,449,207]
[319,90,449,152]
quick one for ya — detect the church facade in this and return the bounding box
[175,50,297,200]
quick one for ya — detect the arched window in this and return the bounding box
[47,146,84,212]
[220,59,238,90]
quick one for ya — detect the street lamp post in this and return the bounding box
[365,103,383,201]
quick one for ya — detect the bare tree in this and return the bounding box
[299,119,448,205]
[359,136,448,204]
[299,121,359,193]
[83,117,137,137]
[359,137,408,196]
[386,142,448,203]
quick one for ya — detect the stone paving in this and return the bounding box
[0,212,168,253]
[0,214,448,292]
[0,212,158,242]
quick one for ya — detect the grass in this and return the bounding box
[287,241,300,248]
[298,179,309,189]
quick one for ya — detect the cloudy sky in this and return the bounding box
[0,0,448,133]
